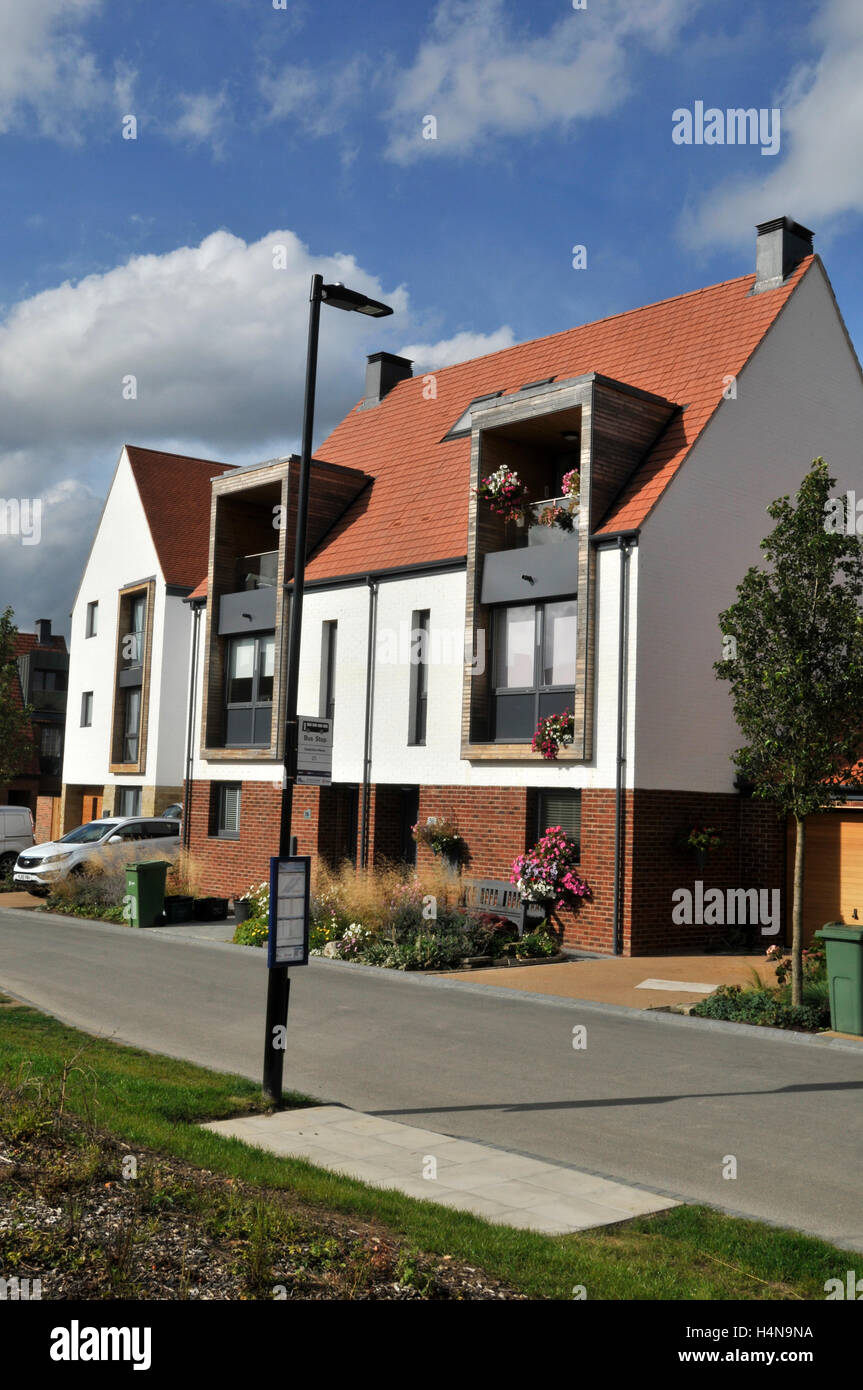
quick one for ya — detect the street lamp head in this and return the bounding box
[320,281,393,317]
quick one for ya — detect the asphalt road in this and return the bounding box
[1,906,862,1251]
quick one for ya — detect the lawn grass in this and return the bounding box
[0,1003,846,1300]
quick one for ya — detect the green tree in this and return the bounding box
[716,461,863,1004]
[0,607,34,789]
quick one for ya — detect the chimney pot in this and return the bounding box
[36,618,52,645]
[363,352,413,408]
[753,216,814,293]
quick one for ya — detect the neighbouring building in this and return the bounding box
[61,445,234,830]
[1,619,69,841]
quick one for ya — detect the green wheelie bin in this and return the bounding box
[124,860,169,928]
[815,924,863,1036]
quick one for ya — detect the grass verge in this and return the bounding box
[0,1002,847,1300]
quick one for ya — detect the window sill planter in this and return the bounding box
[193,896,229,921]
[163,895,194,923]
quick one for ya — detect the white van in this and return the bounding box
[0,806,35,876]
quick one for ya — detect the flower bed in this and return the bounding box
[231,865,563,970]
[690,944,830,1033]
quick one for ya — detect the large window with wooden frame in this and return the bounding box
[491,598,577,741]
[224,634,274,747]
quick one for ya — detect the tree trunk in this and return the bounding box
[791,814,806,1007]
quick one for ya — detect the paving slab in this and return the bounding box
[204,1105,678,1234]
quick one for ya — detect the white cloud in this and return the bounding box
[680,0,863,248]
[0,0,122,141]
[0,230,511,628]
[398,326,516,371]
[166,90,231,154]
[384,0,697,161]
[258,56,374,138]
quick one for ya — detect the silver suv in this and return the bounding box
[13,817,181,896]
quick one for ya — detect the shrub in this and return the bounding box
[692,984,829,1032]
[233,917,268,948]
[514,931,558,959]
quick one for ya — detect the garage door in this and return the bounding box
[787,810,863,945]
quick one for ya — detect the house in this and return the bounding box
[1,619,69,841]
[180,216,863,952]
[61,445,234,830]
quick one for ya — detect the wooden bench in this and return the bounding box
[463,879,547,937]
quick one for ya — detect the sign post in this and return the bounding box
[262,855,310,1105]
[296,716,333,786]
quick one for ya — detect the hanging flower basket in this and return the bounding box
[475,467,531,524]
[511,828,590,910]
[412,818,465,862]
[679,825,722,870]
[532,709,574,759]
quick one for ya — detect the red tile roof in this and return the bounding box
[306,259,814,579]
[126,446,234,589]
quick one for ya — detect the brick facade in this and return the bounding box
[186,777,787,953]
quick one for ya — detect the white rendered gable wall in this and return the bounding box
[635,261,863,791]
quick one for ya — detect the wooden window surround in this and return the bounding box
[109,579,155,775]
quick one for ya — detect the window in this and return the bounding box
[492,598,577,740]
[320,621,338,721]
[408,610,430,745]
[123,594,146,667]
[225,634,274,746]
[80,691,93,727]
[443,392,503,440]
[39,725,62,776]
[537,789,581,858]
[214,783,241,838]
[32,668,67,692]
[146,821,179,838]
[85,602,98,638]
[122,686,141,762]
[114,786,142,817]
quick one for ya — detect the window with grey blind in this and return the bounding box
[214,784,241,839]
[320,621,337,720]
[408,610,430,745]
[537,789,581,856]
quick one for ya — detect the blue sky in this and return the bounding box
[2,0,862,629]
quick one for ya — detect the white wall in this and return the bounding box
[63,447,193,796]
[635,259,863,790]
[190,548,638,791]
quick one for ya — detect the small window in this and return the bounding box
[214,784,241,839]
[80,691,93,727]
[320,621,337,721]
[225,634,274,747]
[443,392,503,440]
[408,610,430,745]
[85,602,98,638]
[114,787,142,817]
[537,790,581,858]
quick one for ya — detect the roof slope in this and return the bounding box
[306,259,814,579]
[126,446,234,589]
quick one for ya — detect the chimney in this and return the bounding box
[753,216,814,293]
[35,618,52,646]
[363,352,413,408]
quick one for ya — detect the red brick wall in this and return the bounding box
[185,777,786,950]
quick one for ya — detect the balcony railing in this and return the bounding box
[522,497,579,547]
[236,550,278,591]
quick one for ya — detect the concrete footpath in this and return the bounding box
[205,1105,678,1235]
[438,952,783,1011]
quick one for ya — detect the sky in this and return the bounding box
[1,0,863,633]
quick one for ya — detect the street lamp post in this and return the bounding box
[262,273,393,1105]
